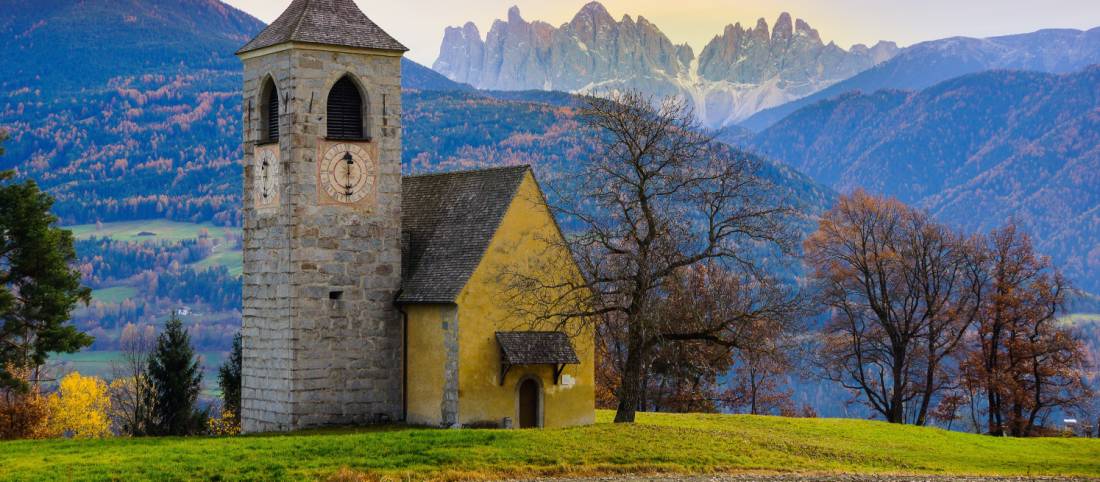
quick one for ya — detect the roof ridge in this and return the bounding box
[287,0,312,42]
[237,0,408,54]
[404,164,531,179]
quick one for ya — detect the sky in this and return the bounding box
[223,0,1100,65]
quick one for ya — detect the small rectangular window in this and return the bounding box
[329,291,343,301]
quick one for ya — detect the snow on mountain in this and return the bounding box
[741,26,1100,130]
[432,2,898,128]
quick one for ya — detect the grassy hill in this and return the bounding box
[1,411,1097,480]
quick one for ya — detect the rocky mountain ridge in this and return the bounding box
[433,2,898,127]
[741,26,1100,130]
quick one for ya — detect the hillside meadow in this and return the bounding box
[1,411,1097,481]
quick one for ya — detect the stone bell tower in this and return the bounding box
[237,0,407,433]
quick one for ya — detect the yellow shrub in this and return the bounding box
[208,410,240,436]
[46,372,112,439]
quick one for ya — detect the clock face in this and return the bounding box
[319,143,376,204]
[254,147,280,208]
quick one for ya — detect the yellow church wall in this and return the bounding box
[454,172,596,428]
[403,304,446,426]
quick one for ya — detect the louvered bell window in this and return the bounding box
[327,76,366,140]
[264,82,280,143]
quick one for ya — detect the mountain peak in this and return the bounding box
[775,13,794,29]
[579,1,611,16]
[794,18,821,42]
[754,18,770,37]
[507,5,524,23]
[434,6,899,126]
[573,1,615,25]
[772,13,794,42]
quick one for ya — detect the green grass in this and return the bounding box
[66,220,228,243]
[67,219,243,308]
[90,286,138,304]
[1063,313,1100,325]
[194,248,243,276]
[0,411,1097,481]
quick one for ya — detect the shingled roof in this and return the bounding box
[398,165,531,304]
[496,332,580,366]
[237,0,408,55]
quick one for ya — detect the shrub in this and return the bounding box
[45,372,112,439]
[0,389,49,439]
[207,410,240,436]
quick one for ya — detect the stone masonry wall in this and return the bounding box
[242,51,295,433]
[441,306,459,427]
[241,46,404,432]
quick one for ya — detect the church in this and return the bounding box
[236,0,595,433]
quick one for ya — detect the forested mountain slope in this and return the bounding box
[750,67,1100,292]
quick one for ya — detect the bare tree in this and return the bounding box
[505,90,799,423]
[108,323,155,435]
[725,343,797,416]
[805,190,981,424]
[638,264,803,414]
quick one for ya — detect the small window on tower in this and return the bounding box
[327,75,368,141]
[260,78,280,144]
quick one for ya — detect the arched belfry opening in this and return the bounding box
[327,75,368,140]
[259,77,280,143]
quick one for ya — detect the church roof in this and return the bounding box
[237,0,408,55]
[496,332,580,366]
[398,165,531,304]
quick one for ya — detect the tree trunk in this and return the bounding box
[888,343,907,424]
[1026,356,1044,436]
[915,362,935,426]
[614,342,646,423]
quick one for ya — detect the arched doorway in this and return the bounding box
[517,377,541,428]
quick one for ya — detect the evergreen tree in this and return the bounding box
[0,130,92,392]
[145,314,204,435]
[218,333,242,421]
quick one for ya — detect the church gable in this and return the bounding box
[450,170,595,428]
[401,167,594,429]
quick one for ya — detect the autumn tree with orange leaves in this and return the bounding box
[805,190,983,425]
[807,191,1092,433]
[590,263,804,415]
[962,224,1092,436]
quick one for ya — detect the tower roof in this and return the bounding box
[237,0,408,55]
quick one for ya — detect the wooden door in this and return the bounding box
[518,378,540,428]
